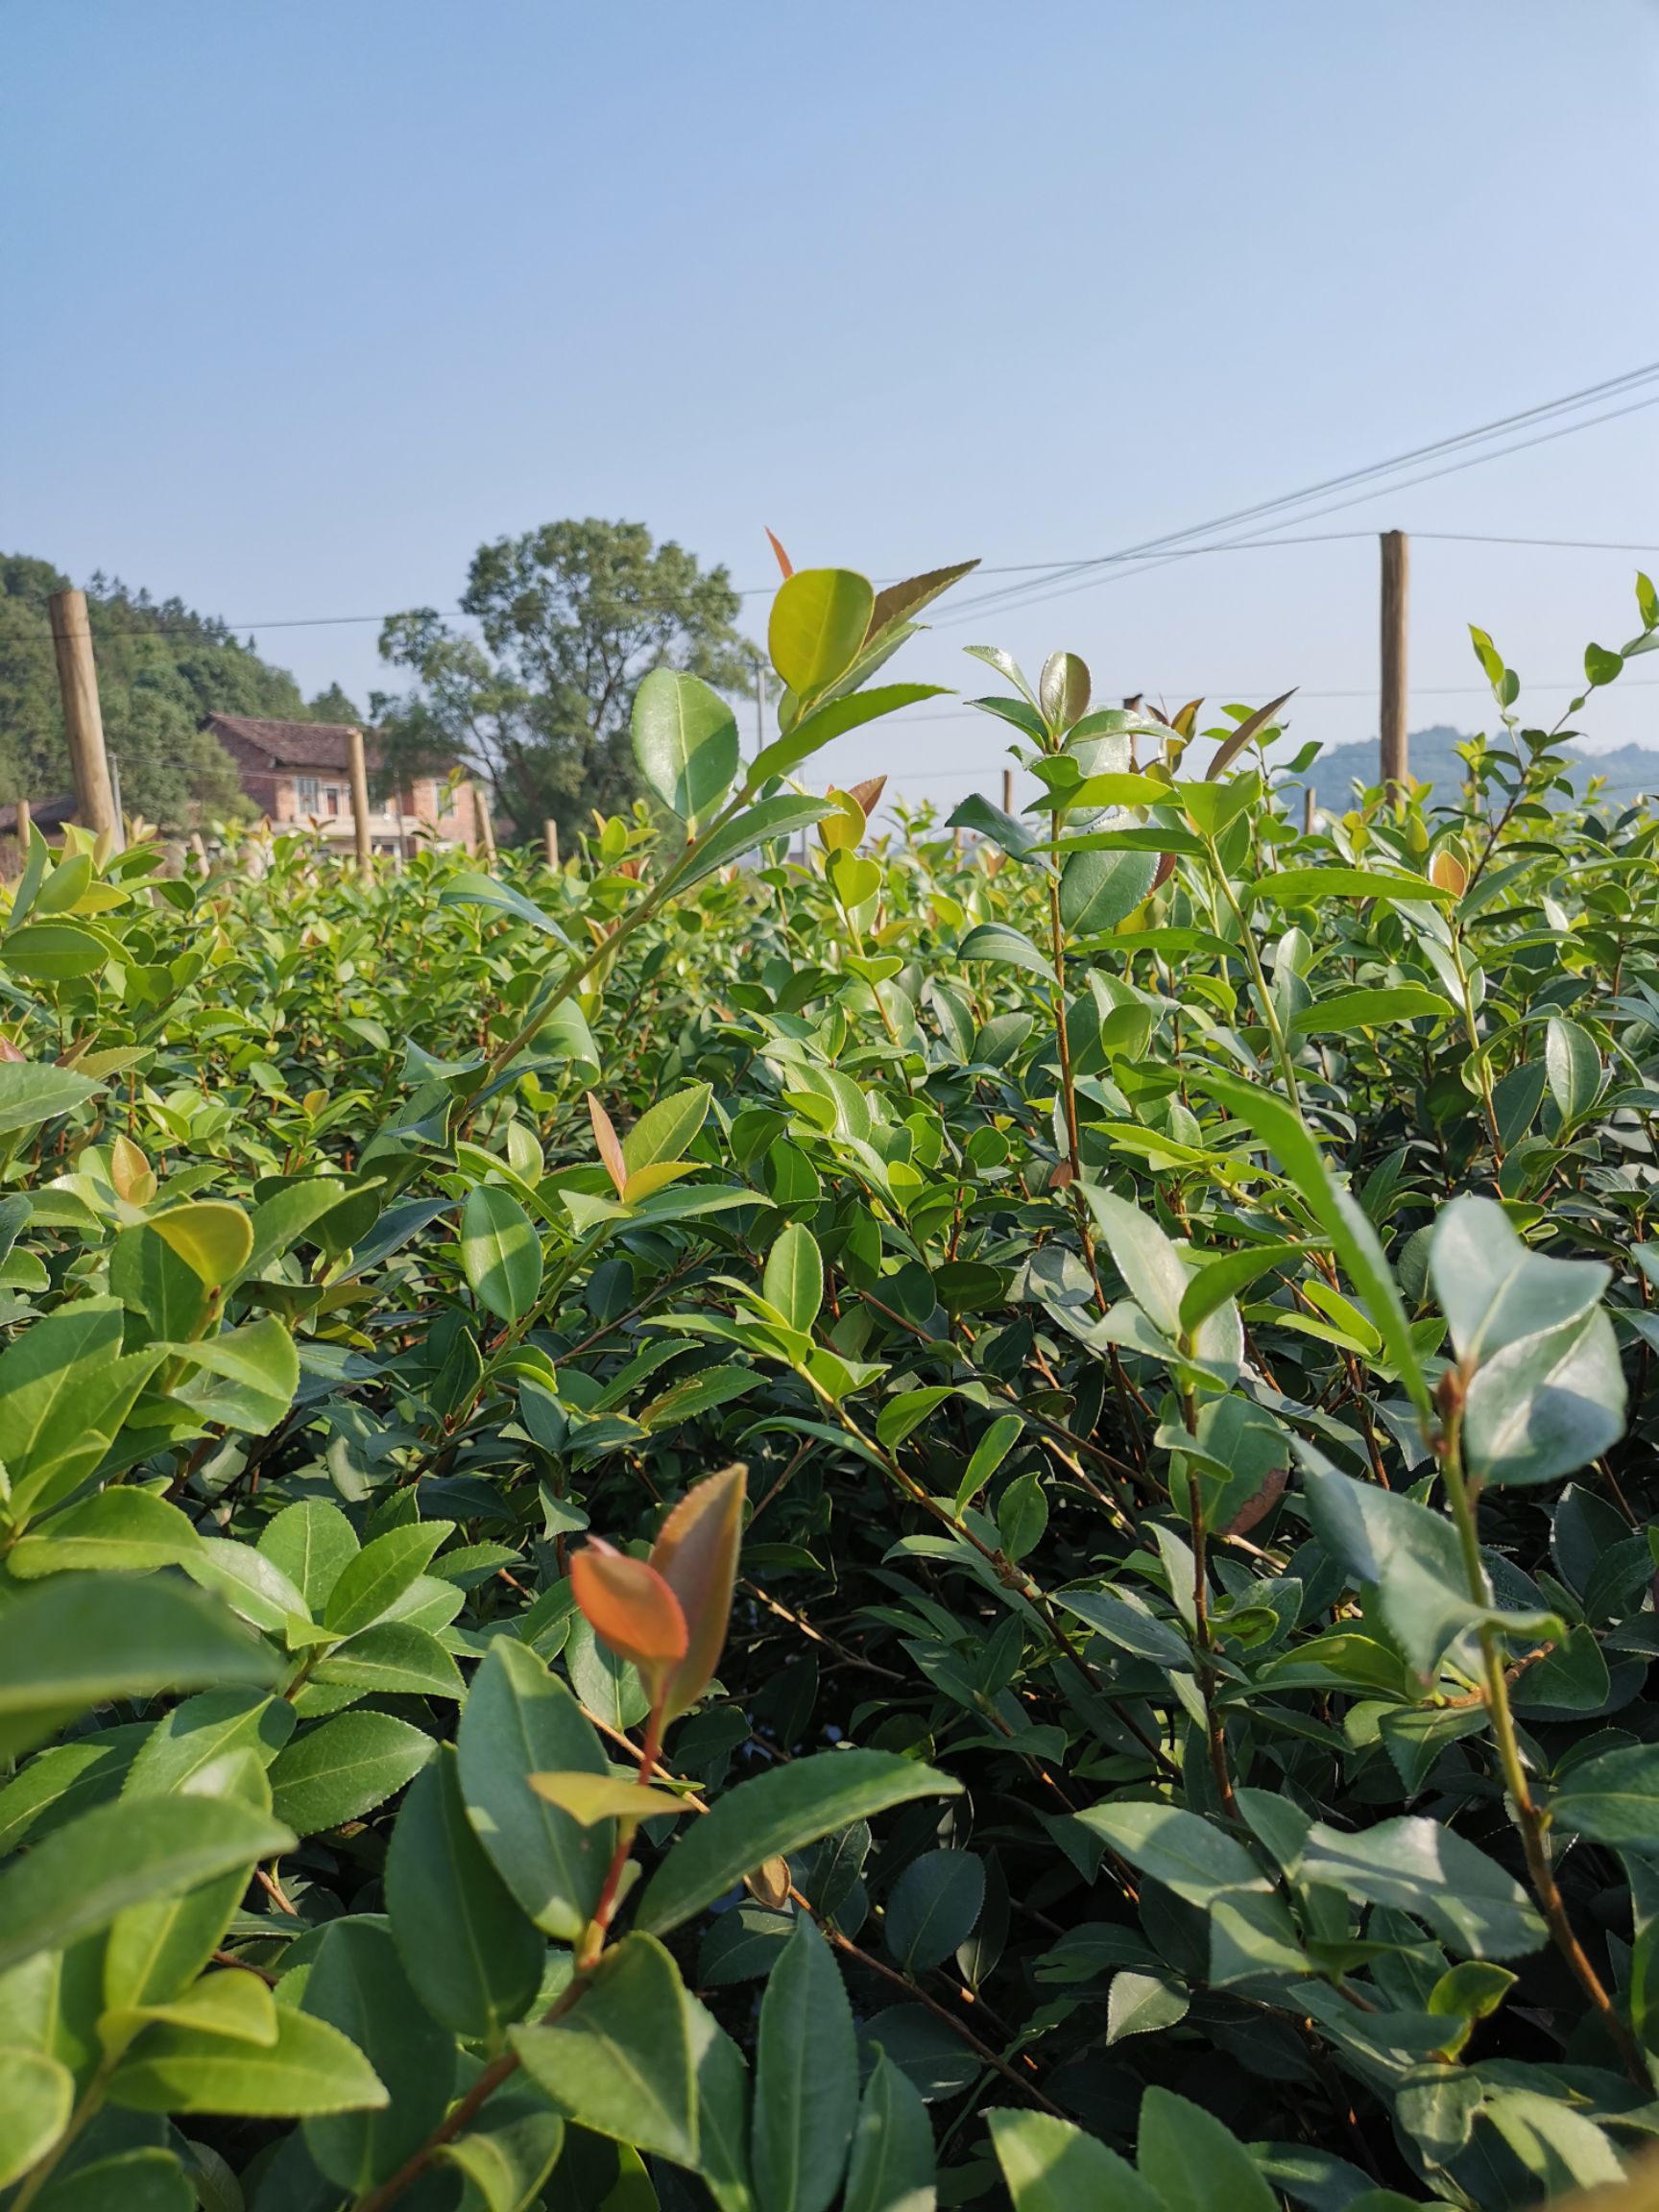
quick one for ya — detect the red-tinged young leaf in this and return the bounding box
[570,1542,688,1705]
[587,1093,627,1197]
[649,1463,747,1719]
[765,528,794,579]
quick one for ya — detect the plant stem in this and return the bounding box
[1437,1407,1646,2083]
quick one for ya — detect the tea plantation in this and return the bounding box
[2,559,1658,2210]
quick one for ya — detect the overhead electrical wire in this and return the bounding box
[57,359,1659,647]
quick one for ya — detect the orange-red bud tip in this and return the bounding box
[570,1544,688,1696]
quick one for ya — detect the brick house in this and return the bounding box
[203,715,480,854]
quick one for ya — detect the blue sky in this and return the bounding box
[6,2,1659,808]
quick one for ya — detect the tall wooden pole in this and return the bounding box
[1380,530,1409,799]
[1001,766,1015,815]
[544,817,560,870]
[347,727,373,876]
[1304,782,1316,835]
[472,780,497,868]
[16,799,32,850]
[47,589,122,848]
[755,662,765,759]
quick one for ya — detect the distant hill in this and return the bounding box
[0,555,360,832]
[1283,723,1659,814]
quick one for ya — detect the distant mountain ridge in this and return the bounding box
[1283,724,1659,811]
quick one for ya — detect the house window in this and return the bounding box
[325,787,340,816]
[297,777,320,812]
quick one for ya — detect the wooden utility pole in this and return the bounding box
[471,781,498,868]
[1304,782,1316,835]
[15,799,31,850]
[47,589,122,849]
[755,662,766,759]
[1001,766,1015,815]
[347,727,373,875]
[1380,530,1409,798]
[543,817,560,870]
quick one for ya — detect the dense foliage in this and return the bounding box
[0,556,360,830]
[374,518,760,847]
[2,554,1659,2211]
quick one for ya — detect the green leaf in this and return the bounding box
[174,1315,300,1433]
[685,1995,757,2212]
[31,2151,193,2212]
[386,1746,543,2043]
[148,1202,253,1288]
[1079,1188,1187,1339]
[1138,2087,1277,2212]
[1289,986,1455,1038]
[843,2051,935,2212]
[440,871,571,942]
[3,922,111,979]
[1076,1802,1269,1910]
[1297,1439,1558,1672]
[1545,1015,1601,1122]
[753,1915,857,2212]
[0,2046,73,2188]
[456,1639,611,1942]
[1177,1240,1306,1335]
[1462,1306,1626,1487]
[633,668,740,831]
[957,922,1051,978]
[1107,1968,1190,2044]
[514,1933,696,2165]
[1552,1744,1659,1846]
[439,2083,565,2212]
[0,1299,163,1527]
[257,1498,358,1614]
[1252,867,1453,908]
[1190,1068,1431,1425]
[0,1794,290,1977]
[637,1750,962,1937]
[269,1712,435,1835]
[309,1621,465,1701]
[123,1688,294,1800]
[997,1473,1047,1562]
[6,1489,203,1580]
[770,570,876,698]
[752,685,947,787]
[462,1185,543,1325]
[1058,847,1157,934]
[0,1575,278,1761]
[622,1082,712,1174]
[1430,1194,1609,1366]
[677,796,834,892]
[301,1918,454,2191]
[0,1063,100,1137]
[108,1990,387,2118]
[884,1849,984,1972]
[323,1518,453,1636]
[765,1222,823,1335]
[1295,1816,1546,1958]
[988,2109,1158,2212]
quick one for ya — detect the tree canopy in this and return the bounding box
[374,518,758,844]
[0,555,361,831]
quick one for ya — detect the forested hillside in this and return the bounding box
[0,555,360,830]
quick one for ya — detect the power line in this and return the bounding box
[932,370,1659,629]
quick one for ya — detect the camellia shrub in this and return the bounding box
[0,551,1658,2210]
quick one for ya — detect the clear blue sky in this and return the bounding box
[6,2,1659,806]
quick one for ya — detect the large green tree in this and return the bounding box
[0,556,362,831]
[373,518,758,844]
